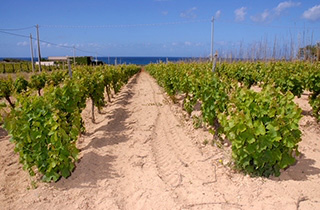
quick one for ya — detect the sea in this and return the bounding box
[98,57,201,65]
[0,57,207,65]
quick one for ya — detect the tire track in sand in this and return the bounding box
[143,72,240,209]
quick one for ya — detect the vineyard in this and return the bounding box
[146,61,320,177]
[0,65,140,182]
[1,61,320,209]
[0,62,63,73]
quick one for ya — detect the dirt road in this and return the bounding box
[1,70,320,209]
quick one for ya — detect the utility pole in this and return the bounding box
[30,34,35,72]
[211,16,214,62]
[73,46,76,65]
[36,24,42,72]
[68,58,72,78]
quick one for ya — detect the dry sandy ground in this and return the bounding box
[1,70,320,210]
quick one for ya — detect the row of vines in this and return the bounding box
[146,61,320,177]
[215,61,320,121]
[0,65,140,182]
[0,62,63,73]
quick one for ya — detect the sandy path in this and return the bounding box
[1,70,320,210]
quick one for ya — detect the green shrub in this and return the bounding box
[219,86,302,177]
[4,80,83,182]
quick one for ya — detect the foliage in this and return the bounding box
[14,76,29,93]
[0,77,15,108]
[306,63,320,121]
[30,73,47,96]
[298,43,320,61]
[81,67,105,120]
[269,62,305,97]
[198,72,228,126]
[218,86,301,177]
[3,80,83,182]
[47,70,68,86]
[0,62,65,73]
[146,61,304,177]
[309,94,320,121]
[2,64,140,182]
[75,56,92,65]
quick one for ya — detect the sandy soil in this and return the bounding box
[1,70,320,210]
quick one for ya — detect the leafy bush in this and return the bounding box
[219,86,302,177]
[0,77,15,108]
[30,73,47,96]
[306,65,320,121]
[4,80,83,182]
[2,65,140,182]
[47,70,67,86]
[198,73,228,127]
[14,76,29,93]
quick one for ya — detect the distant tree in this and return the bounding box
[298,42,320,61]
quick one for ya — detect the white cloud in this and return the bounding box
[261,10,271,20]
[215,10,221,19]
[234,7,247,22]
[251,1,300,22]
[17,41,28,46]
[302,4,320,21]
[41,43,51,48]
[180,7,197,19]
[251,10,270,22]
[275,1,301,15]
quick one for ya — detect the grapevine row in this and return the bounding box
[0,62,62,73]
[146,61,305,177]
[216,61,320,120]
[1,65,140,182]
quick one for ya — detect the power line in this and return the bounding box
[1,19,319,33]
[40,19,320,30]
[1,19,319,58]
[0,30,100,55]
[40,19,211,29]
[0,30,30,38]
[0,26,35,31]
[37,39,101,55]
[38,39,101,55]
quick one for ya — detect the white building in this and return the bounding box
[35,61,55,66]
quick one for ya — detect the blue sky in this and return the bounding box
[0,0,320,58]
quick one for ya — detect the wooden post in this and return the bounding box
[212,51,218,73]
[210,16,214,61]
[73,46,76,65]
[36,24,42,72]
[30,34,35,72]
[68,58,72,78]
[91,99,95,123]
